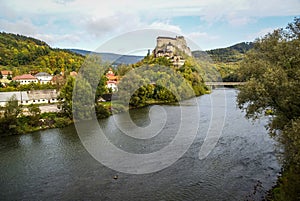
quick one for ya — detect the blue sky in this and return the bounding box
[0,0,299,54]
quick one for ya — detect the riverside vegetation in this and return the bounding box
[237,17,300,200]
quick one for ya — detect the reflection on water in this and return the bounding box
[0,89,280,200]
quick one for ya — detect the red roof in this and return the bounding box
[1,70,13,75]
[13,74,37,80]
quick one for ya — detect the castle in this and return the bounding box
[153,36,191,67]
[154,36,192,57]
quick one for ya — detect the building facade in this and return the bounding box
[12,74,38,85]
[35,72,53,84]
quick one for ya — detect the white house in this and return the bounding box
[106,68,119,92]
[0,91,29,107]
[35,72,53,84]
[106,80,118,92]
[0,90,59,106]
[13,74,38,85]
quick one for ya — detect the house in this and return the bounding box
[35,72,53,84]
[106,68,119,92]
[0,91,29,107]
[26,90,59,104]
[1,70,13,79]
[0,90,59,106]
[13,74,38,85]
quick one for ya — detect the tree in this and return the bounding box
[58,76,74,118]
[237,17,300,201]
[72,76,94,121]
[27,104,41,126]
[0,94,22,135]
[7,74,12,80]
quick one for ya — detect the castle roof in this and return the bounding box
[157,36,176,40]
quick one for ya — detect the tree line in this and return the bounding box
[237,17,300,200]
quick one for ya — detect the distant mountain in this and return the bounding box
[192,42,254,63]
[69,49,144,65]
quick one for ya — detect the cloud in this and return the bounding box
[186,32,219,41]
[84,13,144,38]
[227,16,256,26]
[186,31,220,50]
[247,27,276,40]
[53,0,75,5]
[1,0,299,50]
[33,33,81,46]
[3,0,300,23]
[0,18,37,35]
[148,22,182,33]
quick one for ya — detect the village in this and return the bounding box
[0,36,189,112]
[0,69,120,111]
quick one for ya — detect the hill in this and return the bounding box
[192,42,254,63]
[192,42,254,82]
[69,49,144,65]
[0,32,85,75]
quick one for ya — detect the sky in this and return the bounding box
[0,0,299,55]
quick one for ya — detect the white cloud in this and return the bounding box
[148,22,182,33]
[33,33,81,46]
[0,18,37,35]
[247,27,276,40]
[1,0,299,50]
[227,16,256,26]
[185,32,220,50]
[3,0,300,22]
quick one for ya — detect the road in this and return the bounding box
[39,104,60,113]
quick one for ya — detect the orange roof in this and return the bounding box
[107,75,119,80]
[70,71,78,77]
[13,74,37,80]
[1,70,13,75]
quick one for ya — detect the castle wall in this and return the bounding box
[155,36,191,56]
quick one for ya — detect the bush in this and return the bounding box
[54,117,71,128]
[95,103,110,119]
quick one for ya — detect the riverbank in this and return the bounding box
[1,92,208,136]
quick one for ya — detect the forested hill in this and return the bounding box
[192,42,254,63]
[0,32,84,75]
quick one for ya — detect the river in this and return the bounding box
[0,89,280,200]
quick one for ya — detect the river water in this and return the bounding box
[0,89,280,200]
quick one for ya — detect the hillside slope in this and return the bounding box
[0,32,85,75]
[192,42,253,63]
[192,42,254,82]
